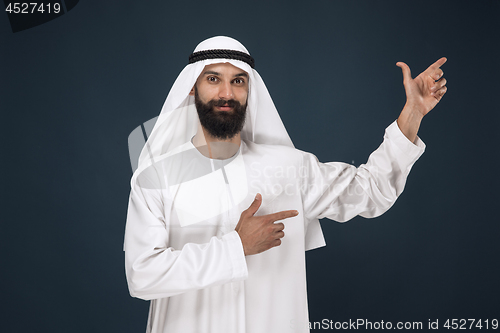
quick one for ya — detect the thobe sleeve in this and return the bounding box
[124,175,248,301]
[301,120,425,222]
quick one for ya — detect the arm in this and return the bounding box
[396,57,448,143]
[301,120,425,222]
[300,58,447,221]
[124,181,248,301]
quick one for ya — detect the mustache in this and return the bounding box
[210,99,240,108]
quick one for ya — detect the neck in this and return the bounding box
[192,124,241,159]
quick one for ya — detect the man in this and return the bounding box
[124,36,447,333]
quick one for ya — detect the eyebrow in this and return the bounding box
[234,72,248,78]
[202,71,248,78]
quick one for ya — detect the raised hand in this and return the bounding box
[396,57,448,117]
[396,57,448,142]
[235,193,298,256]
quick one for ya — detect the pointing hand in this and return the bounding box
[235,193,298,256]
[396,57,448,117]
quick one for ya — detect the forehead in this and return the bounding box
[199,62,248,77]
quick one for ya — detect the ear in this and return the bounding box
[188,85,195,96]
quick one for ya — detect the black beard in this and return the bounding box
[194,88,247,140]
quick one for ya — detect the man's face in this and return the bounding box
[190,63,249,140]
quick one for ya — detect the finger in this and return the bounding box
[275,231,285,239]
[433,86,447,100]
[431,77,447,93]
[431,69,444,81]
[245,193,262,217]
[428,57,447,71]
[267,210,299,222]
[271,239,282,248]
[396,62,412,84]
[274,222,285,231]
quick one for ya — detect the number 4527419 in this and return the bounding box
[443,319,498,330]
[5,3,61,14]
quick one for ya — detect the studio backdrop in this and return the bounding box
[1,1,499,332]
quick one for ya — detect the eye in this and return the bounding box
[207,76,219,83]
[233,78,245,85]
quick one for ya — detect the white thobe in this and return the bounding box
[124,120,425,333]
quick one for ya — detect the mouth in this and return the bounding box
[214,105,234,111]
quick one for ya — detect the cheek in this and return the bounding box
[235,89,249,104]
[197,86,218,102]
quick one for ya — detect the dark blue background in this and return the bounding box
[1,0,499,331]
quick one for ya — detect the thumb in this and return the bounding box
[246,193,262,216]
[396,62,412,84]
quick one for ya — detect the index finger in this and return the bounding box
[267,210,299,223]
[428,57,447,70]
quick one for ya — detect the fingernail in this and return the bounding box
[294,211,299,216]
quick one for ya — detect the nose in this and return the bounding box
[218,81,234,100]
